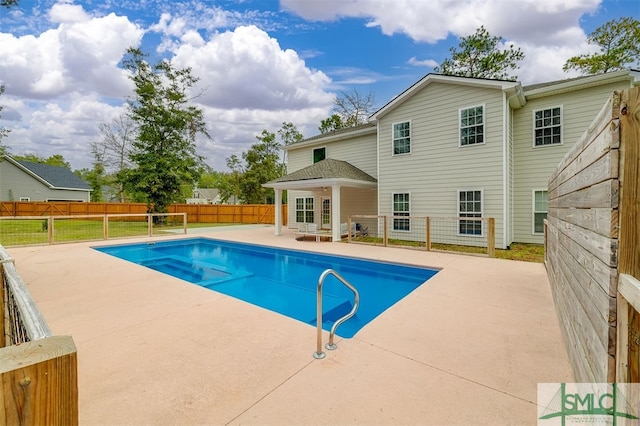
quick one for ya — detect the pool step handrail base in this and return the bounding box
[314,268,360,359]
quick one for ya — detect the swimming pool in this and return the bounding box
[94,238,438,338]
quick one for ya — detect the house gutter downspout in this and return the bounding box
[503,86,523,249]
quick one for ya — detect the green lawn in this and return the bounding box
[351,235,544,263]
[0,218,190,246]
[0,219,545,263]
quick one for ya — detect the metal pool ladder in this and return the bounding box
[313,269,360,359]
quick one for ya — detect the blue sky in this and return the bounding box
[0,0,638,171]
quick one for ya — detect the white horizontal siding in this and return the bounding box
[286,131,377,229]
[512,81,627,243]
[377,82,507,247]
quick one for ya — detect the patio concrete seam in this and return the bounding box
[224,358,316,425]
[360,339,539,406]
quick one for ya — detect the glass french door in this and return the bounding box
[321,197,331,229]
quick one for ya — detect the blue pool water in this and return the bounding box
[94,238,438,338]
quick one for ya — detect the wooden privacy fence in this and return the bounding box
[169,204,287,225]
[0,245,78,424]
[0,202,287,225]
[545,87,640,383]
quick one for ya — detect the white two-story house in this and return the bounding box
[265,69,640,248]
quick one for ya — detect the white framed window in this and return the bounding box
[313,147,326,163]
[392,192,410,231]
[19,197,30,202]
[458,190,483,235]
[533,106,562,146]
[295,197,314,223]
[533,190,548,234]
[392,121,411,155]
[459,105,484,146]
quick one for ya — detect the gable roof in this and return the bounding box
[263,158,377,191]
[5,156,91,191]
[522,69,640,99]
[288,122,377,148]
[372,73,522,120]
[272,158,376,183]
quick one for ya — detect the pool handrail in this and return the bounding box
[313,268,360,359]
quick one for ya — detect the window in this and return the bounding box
[393,121,411,155]
[392,193,410,231]
[313,147,326,163]
[295,197,314,223]
[19,197,30,202]
[458,190,482,235]
[533,190,548,234]
[460,105,484,146]
[534,107,562,146]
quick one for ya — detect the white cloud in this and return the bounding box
[0,11,142,98]
[0,5,335,171]
[281,0,603,83]
[407,57,438,68]
[167,25,334,168]
[171,25,333,110]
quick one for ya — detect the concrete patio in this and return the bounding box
[8,225,573,425]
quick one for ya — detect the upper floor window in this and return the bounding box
[460,105,484,146]
[393,121,411,155]
[458,190,482,235]
[534,107,562,146]
[313,147,326,163]
[533,190,548,234]
[392,193,410,231]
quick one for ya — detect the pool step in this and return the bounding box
[141,256,252,285]
[307,300,354,327]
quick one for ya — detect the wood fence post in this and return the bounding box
[618,87,640,278]
[383,216,388,247]
[0,265,5,347]
[487,218,495,257]
[47,217,53,245]
[425,217,431,251]
[0,335,78,425]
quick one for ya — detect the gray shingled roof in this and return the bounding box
[270,158,377,183]
[15,159,92,190]
[293,122,377,145]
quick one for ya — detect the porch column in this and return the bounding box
[274,188,282,236]
[331,184,341,242]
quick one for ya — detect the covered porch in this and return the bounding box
[263,158,377,242]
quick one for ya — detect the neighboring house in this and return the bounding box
[186,187,221,204]
[265,69,640,247]
[0,155,91,202]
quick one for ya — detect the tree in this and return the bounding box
[121,48,209,214]
[277,121,303,173]
[563,17,640,75]
[95,115,136,202]
[1,0,19,7]
[13,153,71,169]
[239,130,283,204]
[76,148,107,202]
[319,114,345,134]
[318,89,375,134]
[435,26,524,81]
[0,85,9,157]
[217,156,243,204]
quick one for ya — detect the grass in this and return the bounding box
[495,243,545,263]
[0,219,546,263]
[351,235,544,263]
[0,218,228,247]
